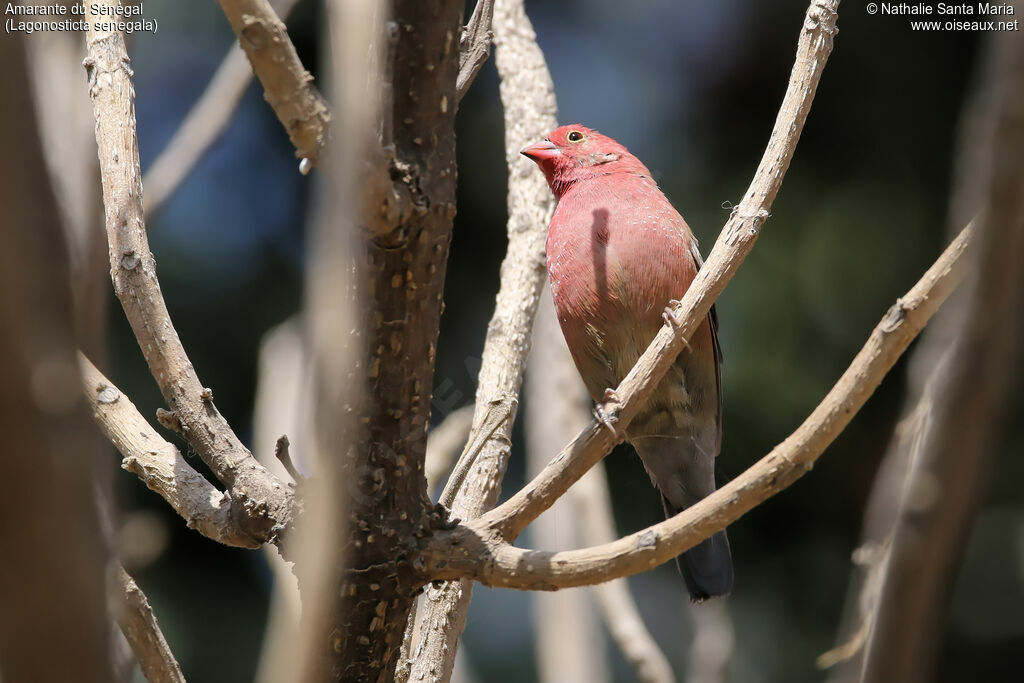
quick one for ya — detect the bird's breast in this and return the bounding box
[545,175,701,393]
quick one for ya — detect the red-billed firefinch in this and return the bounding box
[522,125,732,601]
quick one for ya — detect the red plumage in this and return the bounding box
[523,125,733,601]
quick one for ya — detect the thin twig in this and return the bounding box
[144,0,304,213]
[80,355,260,548]
[274,434,304,482]
[438,395,517,508]
[84,5,292,547]
[426,222,973,589]
[215,0,331,165]
[818,279,960,676]
[456,0,495,103]
[405,0,559,677]
[143,49,250,212]
[115,566,186,683]
[425,404,475,494]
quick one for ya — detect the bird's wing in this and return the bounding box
[689,240,723,457]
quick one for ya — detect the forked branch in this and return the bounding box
[85,3,292,546]
[427,222,972,589]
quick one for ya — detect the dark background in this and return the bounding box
[101,0,1024,680]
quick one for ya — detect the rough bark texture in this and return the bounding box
[81,356,259,548]
[0,22,114,682]
[860,25,1024,683]
[115,567,186,683]
[406,0,559,676]
[455,0,495,103]
[323,1,464,680]
[215,0,331,164]
[85,2,292,547]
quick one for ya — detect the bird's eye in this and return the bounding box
[567,130,584,143]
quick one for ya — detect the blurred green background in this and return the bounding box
[102,0,1024,681]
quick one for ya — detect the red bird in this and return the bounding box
[522,125,732,601]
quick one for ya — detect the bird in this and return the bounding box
[521,125,732,601]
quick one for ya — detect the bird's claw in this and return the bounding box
[662,299,681,327]
[594,389,622,438]
[662,300,692,351]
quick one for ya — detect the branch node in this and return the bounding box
[155,408,182,433]
[96,383,121,405]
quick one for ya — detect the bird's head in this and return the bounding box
[521,125,649,197]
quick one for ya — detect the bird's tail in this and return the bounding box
[661,496,733,602]
[631,434,733,602]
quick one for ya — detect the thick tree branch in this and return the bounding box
[456,0,495,103]
[80,355,259,548]
[214,0,330,165]
[860,25,1024,683]
[85,3,292,547]
[115,566,186,683]
[406,0,559,677]
[474,0,842,543]
[425,222,972,589]
[0,21,113,680]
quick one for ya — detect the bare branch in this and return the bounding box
[115,566,185,683]
[819,263,963,676]
[84,4,292,546]
[426,222,973,588]
[0,22,113,680]
[80,355,260,549]
[214,0,331,165]
[474,0,842,543]
[438,395,517,508]
[456,0,495,103]
[425,404,475,493]
[576,467,676,683]
[142,48,250,212]
[406,0,558,676]
[274,435,304,482]
[144,0,304,212]
[860,27,1024,683]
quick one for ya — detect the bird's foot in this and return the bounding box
[594,389,623,439]
[662,300,692,350]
